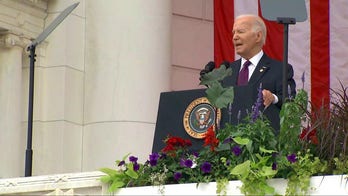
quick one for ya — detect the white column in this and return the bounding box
[0,34,27,177]
[83,0,172,170]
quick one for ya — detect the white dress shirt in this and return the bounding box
[240,50,278,104]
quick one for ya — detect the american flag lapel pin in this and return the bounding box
[260,66,267,72]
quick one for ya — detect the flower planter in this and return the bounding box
[115,175,348,195]
[101,87,348,196]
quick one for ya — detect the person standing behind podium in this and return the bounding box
[225,14,296,108]
[201,14,296,133]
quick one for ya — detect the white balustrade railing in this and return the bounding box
[0,171,107,195]
[1,172,347,195]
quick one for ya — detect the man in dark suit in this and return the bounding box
[202,14,296,133]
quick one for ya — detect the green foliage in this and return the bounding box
[230,159,277,195]
[199,64,234,109]
[100,159,141,193]
[100,74,348,195]
[333,157,348,174]
[279,89,308,155]
[278,151,327,195]
[213,113,279,195]
[216,178,229,195]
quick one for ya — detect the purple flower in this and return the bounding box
[184,159,193,168]
[133,163,140,171]
[287,153,297,163]
[129,156,138,163]
[159,153,167,159]
[149,153,160,166]
[232,146,242,156]
[201,161,212,174]
[272,162,277,170]
[251,83,263,122]
[149,153,159,161]
[226,159,231,166]
[223,137,233,144]
[192,151,199,157]
[149,159,157,166]
[174,172,182,181]
[118,160,125,167]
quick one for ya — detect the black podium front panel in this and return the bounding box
[152,89,207,153]
[152,86,280,153]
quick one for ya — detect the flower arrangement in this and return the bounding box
[100,65,348,195]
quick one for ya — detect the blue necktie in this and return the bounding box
[237,60,251,86]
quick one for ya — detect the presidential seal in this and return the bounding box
[183,97,221,139]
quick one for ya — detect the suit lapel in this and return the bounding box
[231,60,242,85]
[249,54,271,84]
[222,59,241,87]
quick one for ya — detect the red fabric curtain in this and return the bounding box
[213,0,235,67]
[310,0,330,108]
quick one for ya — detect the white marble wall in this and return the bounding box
[0,40,26,179]
[0,0,213,178]
[82,0,172,171]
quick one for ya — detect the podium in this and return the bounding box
[152,89,207,153]
[152,85,280,153]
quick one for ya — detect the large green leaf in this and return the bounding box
[260,166,277,177]
[230,160,251,176]
[206,83,234,109]
[99,175,111,183]
[199,64,234,109]
[214,87,234,109]
[233,137,250,145]
[199,65,232,86]
[100,167,118,176]
[109,180,125,192]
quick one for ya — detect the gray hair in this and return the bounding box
[236,14,267,45]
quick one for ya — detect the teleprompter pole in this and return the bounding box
[277,17,296,103]
[24,2,79,177]
[25,45,36,177]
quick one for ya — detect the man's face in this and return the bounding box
[232,17,261,59]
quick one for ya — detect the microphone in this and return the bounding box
[199,61,216,79]
[205,61,216,71]
[220,61,230,69]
